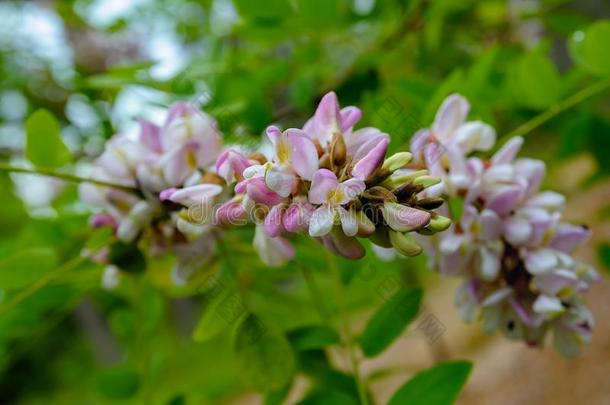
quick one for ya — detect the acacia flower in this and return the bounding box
[416,94,599,356]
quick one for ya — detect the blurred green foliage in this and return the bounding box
[0,0,609,403]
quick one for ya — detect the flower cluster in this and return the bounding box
[413,94,599,356]
[168,92,451,266]
[80,102,227,285]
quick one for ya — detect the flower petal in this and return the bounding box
[264,204,285,237]
[533,295,565,317]
[454,121,496,153]
[338,207,357,236]
[491,136,523,165]
[139,120,162,153]
[286,128,319,180]
[246,177,283,206]
[265,166,296,197]
[215,200,247,226]
[309,206,335,237]
[352,137,388,180]
[485,185,523,216]
[525,248,558,275]
[479,209,503,240]
[169,184,223,206]
[551,223,590,252]
[335,178,365,204]
[504,216,533,245]
[253,224,295,266]
[479,246,501,280]
[382,202,431,232]
[339,106,362,132]
[283,201,313,233]
[432,94,470,140]
[308,169,338,204]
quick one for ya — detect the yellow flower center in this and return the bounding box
[327,187,344,204]
[276,137,291,164]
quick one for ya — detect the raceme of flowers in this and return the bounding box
[411,94,599,357]
[80,102,225,285]
[163,92,450,266]
[81,93,449,280]
[80,92,598,356]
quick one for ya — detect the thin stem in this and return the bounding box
[299,264,332,326]
[0,255,87,315]
[499,77,610,144]
[0,162,138,192]
[327,252,370,405]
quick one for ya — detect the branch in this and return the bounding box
[0,162,138,192]
[499,76,610,144]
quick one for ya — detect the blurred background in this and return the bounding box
[0,0,610,404]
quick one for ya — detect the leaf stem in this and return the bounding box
[299,264,332,326]
[499,76,610,143]
[327,252,370,405]
[0,255,87,315]
[0,162,138,192]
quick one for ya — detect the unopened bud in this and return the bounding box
[428,214,451,232]
[362,186,397,202]
[330,132,347,167]
[201,172,225,186]
[416,197,445,210]
[319,153,332,169]
[381,170,429,189]
[248,152,267,165]
[389,230,422,256]
[412,175,441,188]
[370,226,392,248]
[382,152,412,172]
[356,210,375,237]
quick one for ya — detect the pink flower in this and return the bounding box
[307,169,365,237]
[253,224,295,266]
[302,92,362,147]
[236,164,283,206]
[216,149,252,184]
[410,94,495,167]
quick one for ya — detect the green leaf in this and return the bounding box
[0,248,58,290]
[193,289,239,342]
[95,365,140,400]
[288,326,340,351]
[233,314,296,391]
[569,21,610,76]
[359,288,422,357]
[108,242,146,273]
[24,109,71,168]
[388,361,473,405]
[513,52,561,109]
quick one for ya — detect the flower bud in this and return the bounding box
[330,132,347,167]
[323,229,365,260]
[370,226,392,248]
[412,175,441,188]
[389,230,422,256]
[428,214,451,233]
[382,152,412,172]
[356,210,375,237]
[416,197,445,210]
[381,170,428,189]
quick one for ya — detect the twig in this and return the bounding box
[327,252,370,405]
[499,77,610,144]
[0,255,87,316]
[0,162,137,192]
